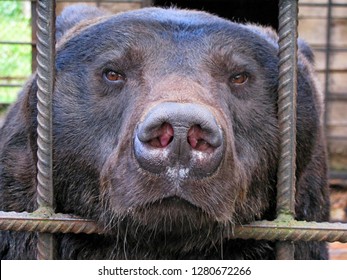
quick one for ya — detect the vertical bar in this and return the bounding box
[31,0,38,72]
[36,0,56,260]
[324,0,332,131]
[276,0,299,259]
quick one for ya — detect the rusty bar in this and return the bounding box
[1,211,347,243]
[276,0,299,259]
[231,221,347,243]
[35,0,56,260]
[0,211,102,235]
[277,0,298,224]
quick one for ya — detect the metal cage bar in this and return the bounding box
[35,0,56,260]
[1,211,347,242]
[275,0,298,259]
[324,0,333,131]
[276,0,298,222]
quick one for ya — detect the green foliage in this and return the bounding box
[1,1,25,18]
[0,1,32,103]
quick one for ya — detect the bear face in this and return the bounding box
[0,7,329,259]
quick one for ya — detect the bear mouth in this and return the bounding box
[141,196,204,216]
[150,196,200,209]
[102,195,229,246]
[124,196,216,231]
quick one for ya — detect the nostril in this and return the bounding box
[187,125,213,152]
[147,122,174,148]
[134,103,224,177]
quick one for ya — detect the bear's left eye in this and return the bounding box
[230,72,248,85]
[103,70,126,83]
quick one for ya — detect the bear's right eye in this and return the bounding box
[230,72,248,85]
[103,70,126,83]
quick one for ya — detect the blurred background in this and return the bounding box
[0,0,346,259]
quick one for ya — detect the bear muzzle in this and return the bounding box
[133,102,225,179]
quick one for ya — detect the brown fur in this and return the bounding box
[0,6,329,259]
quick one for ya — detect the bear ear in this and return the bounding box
[0,75,39,212]
[56,5,109,41]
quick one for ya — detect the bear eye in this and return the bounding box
[103,70,126,83]
[230,72,248,85]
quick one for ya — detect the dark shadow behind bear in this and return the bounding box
[0,5,329,259]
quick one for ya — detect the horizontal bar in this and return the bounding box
[327,93,347,101]
[0,84,23,87]
[327,121,347,127]
[11,0,142,3]
[327,136,347,141]
[329,171,347,180]
[299,3,347,7]
[318,69,347,74]
[311,47,347,52]
[298,16,347,20]
[231,220,347,243]
[0,76,29,80]
[1,211,346,243]
[0,41,36,46]
[0,211,102,235]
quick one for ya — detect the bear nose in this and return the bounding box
[134,102,224,178]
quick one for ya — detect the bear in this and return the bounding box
[0,5,329,259]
